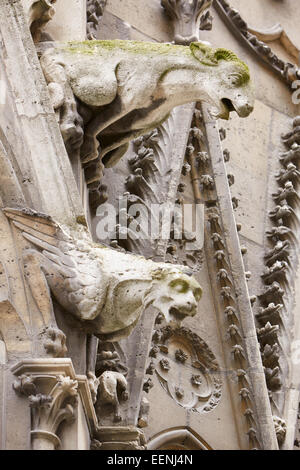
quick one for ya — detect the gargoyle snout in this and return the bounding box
[236,101,254,118]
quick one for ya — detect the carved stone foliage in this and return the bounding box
[24,0,56,43]
[214,0,300,89]
[39,39,254,208]
[0,260,30,357]
[13,368,78,449]
[146,324,222,413]
[4,208,201,344]
[256,117,300,441]
[97,371,129,422]
[87,0,107,39]
[161,0,212,44]
[93,341,129,423]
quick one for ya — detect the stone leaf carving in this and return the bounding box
[87,0,107,39]
[43,326,67,357]
[0,260,30,355]
[248,23,299,63]
[94,426,146,450]
[13,372,78,449]
[30,376,78,436]
[161,0,212,44]
[4,208,202,343]
[39,39,254,178]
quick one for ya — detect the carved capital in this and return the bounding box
[161,0,212,44]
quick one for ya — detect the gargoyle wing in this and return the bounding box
[3,207,77,274]
[3,208,104,323]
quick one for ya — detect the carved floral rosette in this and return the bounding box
[151,326,222,413]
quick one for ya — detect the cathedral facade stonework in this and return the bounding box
[0,0,299,451]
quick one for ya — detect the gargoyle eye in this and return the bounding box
[169,279,190,293]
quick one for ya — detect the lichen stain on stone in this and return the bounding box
[64,40,251,85]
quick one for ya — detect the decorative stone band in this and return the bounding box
[11,359,98,450]
[93,425,146,450]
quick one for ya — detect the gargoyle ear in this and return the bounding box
[190,42,218,66]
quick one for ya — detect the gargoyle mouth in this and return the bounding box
[216,98,236,120]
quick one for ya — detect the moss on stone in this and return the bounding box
[65,39,250,85]
[66,39,191,56]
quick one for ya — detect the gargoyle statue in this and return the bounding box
[4,208,202,343]
[40,39,254,169]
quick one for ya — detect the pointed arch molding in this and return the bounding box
[213,0,300,88]
[147,427,211,450]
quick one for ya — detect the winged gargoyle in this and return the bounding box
[4,208,202,344]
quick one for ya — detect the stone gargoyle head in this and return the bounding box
[189,42,254,120]
[40,39,254,167]
[4,208,202,342]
